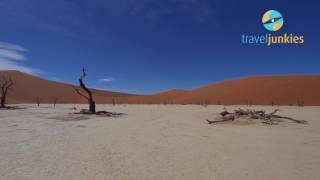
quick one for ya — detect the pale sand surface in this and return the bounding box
[0,104,320,180]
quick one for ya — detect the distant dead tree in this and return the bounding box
[297,99,304,107]
[35,97,42,107]
[0,76,14,108]
[73,68,96,113]
[202,99,210,107]
[53,98,59,107]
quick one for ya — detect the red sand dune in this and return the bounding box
[0,70,133,104]
[1,70,320,105]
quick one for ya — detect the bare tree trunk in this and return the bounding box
[79,77,95,113]
[53,98,58,108]
[73,68,96,113]
[89,101,96,113]
[1,94,6,108]
[35,98,42,107]
[0,76,14,108]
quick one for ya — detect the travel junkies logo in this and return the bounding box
[262,10,283,31]
[242,10,304,46]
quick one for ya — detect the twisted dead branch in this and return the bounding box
[207,108,307,125]
[72,68,96,113]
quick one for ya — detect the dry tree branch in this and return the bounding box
[72,86,89,100]
[207,108,307,125]
[78,68,93,100]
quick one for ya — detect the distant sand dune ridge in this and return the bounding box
[1,70,320,105]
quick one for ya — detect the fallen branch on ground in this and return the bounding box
[207,108,307,125]
[0,106,25,110]
[74,109,125,117]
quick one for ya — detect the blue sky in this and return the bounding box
[0,0,319,94]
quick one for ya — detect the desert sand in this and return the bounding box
[1,104,320,180]
[2,70,320,105]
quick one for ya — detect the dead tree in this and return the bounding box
[53,98,59,107]
[297,99,304,107]
[112,98,116,106]
[73,68,96,113]
[202,100,210,107]
[207,108,307,125]
[0,76,14,108]
[35,98,42,107]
